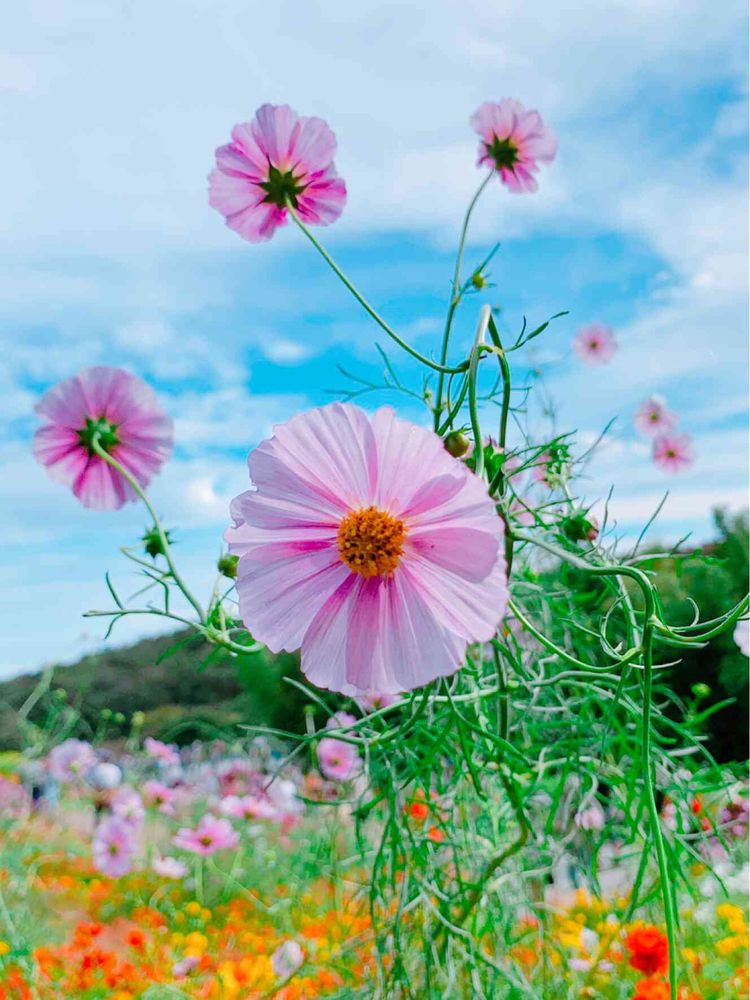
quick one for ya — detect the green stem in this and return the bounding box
[89,437,205,621]
[468,305,492,478]
[434,171,494,428]
[287,206,467,376]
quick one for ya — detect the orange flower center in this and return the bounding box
[337,506,406,578]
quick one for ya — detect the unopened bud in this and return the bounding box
[471,271,488,290]
[218,554,239,579]
[444,431,471,458]
[691,683,711,700]
[141,525,174,559]
[131,711,145,729]
[562,511,599,543]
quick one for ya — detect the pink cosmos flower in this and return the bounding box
[92,816,136,878]
[209,103,347,243]
[470,99,557,193]
[111,787,145,827]
[142,779,178,815]
[572,323,617,365]
[144,737,181,768]
[173,814,239,856]
[357,692,398,712]
[152,855,188,879]
[220,794,277,821]
[652,433,695,473]
[634,395,678,437]
[317,736,360,782]
[48,739,97,783]
[33,367,172,510]
[173,955,199,979]
[226,403,508,695]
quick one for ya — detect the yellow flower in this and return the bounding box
[716,934,746,956]
[185,901,202,917]
[201,907,212,921]
[717,903,747,935]
[185,931,208,951]
[0,941,9,957]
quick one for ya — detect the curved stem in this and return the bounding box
[89,437,205,621]
[468,305,492,478]
[434,171,494,428]
[287,206,467,376]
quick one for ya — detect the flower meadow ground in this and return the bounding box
[0,739,747,1000]
[16,96,750,999]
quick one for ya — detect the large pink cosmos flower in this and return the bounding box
[92,816,136,878]
[634,395,678,437]
[173,814,239,856]
[226,403,508,695]
[573,323,618,365]
[209,104,347,243]
[470,99,557,193]
[653,433,695,473]
[47,738,97,783]
[33,367,173,510]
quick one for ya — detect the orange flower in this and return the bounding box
[625,926,669,975]
[631,978,669,1000]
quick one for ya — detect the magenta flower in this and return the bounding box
[317,736,360,782]
[144,737,181,768]
[470,99,556,193]
[209,104,347,243]
[572,323,617,365]
[47,738,97,783]
[634,395,678,437]
[173,814,239,856]
[226,403,508,695]
[92,816,136,878]
[33,367,173,510]
[142,779,178,815]
[220,794,277,821]
[152,854,188,879]
[652,433,695,473]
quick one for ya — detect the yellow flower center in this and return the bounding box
[337,506,406,578]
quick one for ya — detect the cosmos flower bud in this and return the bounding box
[142,525,174,559]
[131,711,146,729]
[691,683,711,700]
[217,553,239,579]
[562,511,599,543]
[471,270,488,290]
[443,430,471,458]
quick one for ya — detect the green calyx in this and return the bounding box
[259,165,306,209]
[486,135,519,170]
[77,416,120,455]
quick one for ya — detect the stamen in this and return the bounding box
[337,506,406,578]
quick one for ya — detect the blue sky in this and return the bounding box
[1,0,748,678]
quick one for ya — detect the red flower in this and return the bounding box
[625,926,669,975]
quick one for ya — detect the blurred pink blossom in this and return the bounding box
[152,855,188,879]
[209,103,346,243]
[318,737,360,782]
[47,739,97,783]
[111,787,145,827]
[733,619,749,656]
[144,737,181,768]
[272,939,305,978]
[220,794,277,821]
[634,395,678,437]
[33,367,172,510]
[143,780,178,815]
[572,323,617,365]
[470,99,557,193]
[357,692,398,712]
[173,814,239,856]
[92,816,136,878]
[652,433,695,473]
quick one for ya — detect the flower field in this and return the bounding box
[0,735,747,1000]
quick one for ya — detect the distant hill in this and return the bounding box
[0,629,312,749]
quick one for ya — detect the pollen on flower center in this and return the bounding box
[486,135,519,169]
[337,506,406,579]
